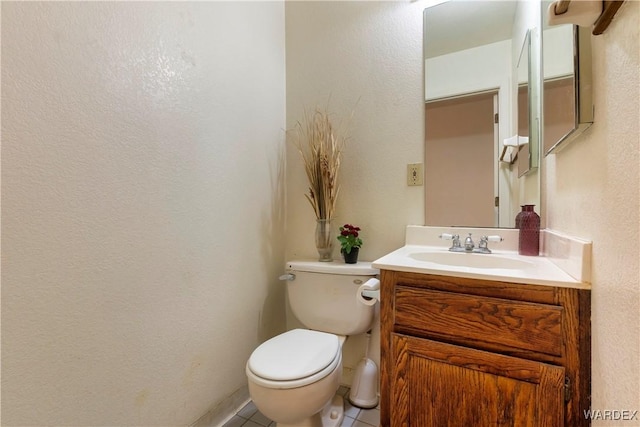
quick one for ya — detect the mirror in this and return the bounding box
[424,0,541,228]
[517,30,532,178]
[542,6,593,154]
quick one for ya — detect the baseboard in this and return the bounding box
[191,385,250,427]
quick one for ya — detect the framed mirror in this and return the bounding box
[424,0,541,228]
[542,15,594,155]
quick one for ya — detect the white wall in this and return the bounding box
[1,2,286,426]
[285,1,424,268]
[543,24,575,79]
[426,40,511,101]
[544,1,640,422]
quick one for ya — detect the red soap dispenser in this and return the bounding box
[515,205,540,256]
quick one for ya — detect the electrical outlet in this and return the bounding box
[407,163,423,186]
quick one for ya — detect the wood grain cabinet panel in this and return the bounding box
[392,334,564,427]
[380,270,591,427]
[394,286,564,357]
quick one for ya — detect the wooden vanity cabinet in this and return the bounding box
[379,270,591,427]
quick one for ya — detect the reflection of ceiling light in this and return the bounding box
[413,0,451,8]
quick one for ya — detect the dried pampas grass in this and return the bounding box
[290,105,353,220]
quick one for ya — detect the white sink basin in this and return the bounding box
[408,251,534,270]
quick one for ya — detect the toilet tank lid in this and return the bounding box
[248,329,340,381]
[286,261,378,275]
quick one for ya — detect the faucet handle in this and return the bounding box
[439,233,457,240]
[477,235,503,253]
[439,233,461,249]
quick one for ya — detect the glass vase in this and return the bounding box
[315,219,334,262]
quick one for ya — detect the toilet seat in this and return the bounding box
[246,329,341,390]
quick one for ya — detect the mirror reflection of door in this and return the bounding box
[425,91,498,227]
[544,77,575,147]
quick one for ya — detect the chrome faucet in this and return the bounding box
[464,233,475,251]
[440,232,503,254]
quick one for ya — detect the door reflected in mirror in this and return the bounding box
[425,92,497,227]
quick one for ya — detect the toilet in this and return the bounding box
[245,261,379,427]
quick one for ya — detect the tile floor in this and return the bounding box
[221,386,379,427]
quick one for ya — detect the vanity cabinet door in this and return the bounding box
[390,333,565,427]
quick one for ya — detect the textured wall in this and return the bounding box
[285,1,424,264]
[1,2,286,425]
[544,1,640,422]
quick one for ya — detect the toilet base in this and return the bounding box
[276,394,344,427]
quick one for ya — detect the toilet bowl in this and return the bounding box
[245,261,379,427]
[246,329,346,426]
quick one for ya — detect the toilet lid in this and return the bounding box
[248,329,340,381]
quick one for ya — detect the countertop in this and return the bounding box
[372,244,590,289]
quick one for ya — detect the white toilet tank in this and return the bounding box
[285,261,379,336]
